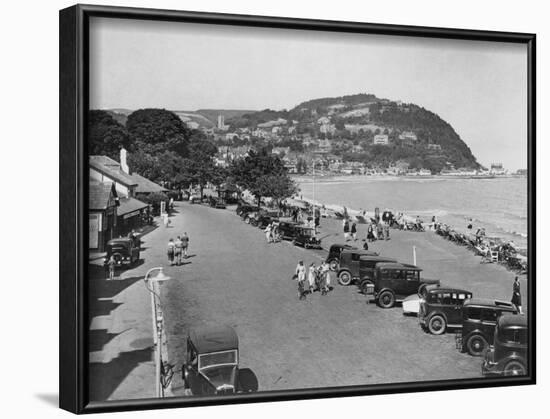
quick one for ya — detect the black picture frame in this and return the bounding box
[59,3,536,414]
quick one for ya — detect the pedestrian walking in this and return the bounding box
[384,223,390,240]
[319,261,331,295]
[181,232,189,258]
[377,222,384,240]
[106,255,116,280]
[167,238,175,265]
[308,262,317,293]
[174,236,183,265]
[265,223,272,243]
[511,276,523,314]
[295,261,307,300]
[351,222,357,241]
[343,219,350,241]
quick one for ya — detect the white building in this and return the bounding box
[373,134,389,145]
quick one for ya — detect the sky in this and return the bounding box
[89,17,528,171]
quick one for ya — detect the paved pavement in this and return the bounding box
[159,202,527,394]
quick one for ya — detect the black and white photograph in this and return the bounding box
[81,10,533,406]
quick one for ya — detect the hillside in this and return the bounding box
[226,93,480,171]
[105,108,256,130]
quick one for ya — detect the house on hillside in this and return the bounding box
[373,134,389,145]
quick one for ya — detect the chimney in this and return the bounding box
[120,148,130,174]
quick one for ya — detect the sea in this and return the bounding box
[296,176,528,249]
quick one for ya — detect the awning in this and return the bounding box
[117,197,149,219]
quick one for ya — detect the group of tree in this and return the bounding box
[89,108,223,197]
[89,109,299,205]
[229,148,298,208]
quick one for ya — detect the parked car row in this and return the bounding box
[324,243,528,377]
[235,205,322,249]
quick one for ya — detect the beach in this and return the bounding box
[296,176,528,249]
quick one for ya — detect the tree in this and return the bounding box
[126,108,191,157]
[88,110,130,160]
[230,148,297,207]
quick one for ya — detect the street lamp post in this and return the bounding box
[144,267,171,398]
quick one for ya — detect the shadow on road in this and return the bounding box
[89,328,124,353]
[238,368,259,392]
[88,347,153,402]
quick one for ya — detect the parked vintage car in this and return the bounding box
[292,226,322,249]
[325,244,358,271]
[182,325,241,395]
[362,262,440,308]
[456,299,518,356]
[104,238,140,266]
[236,204,257,217]
[209,196,227,209]
[401,284,441,315]
[357,255,398,290]
[277,221,301,240]
[249,210,279,228]
[482,314,528,377]
[337,250,391,286]
[418,287,473,334]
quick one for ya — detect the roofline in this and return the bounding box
[90,163,138,187]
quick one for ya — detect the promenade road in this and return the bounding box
[153,201,528,394]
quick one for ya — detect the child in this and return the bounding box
[106,255,116,281]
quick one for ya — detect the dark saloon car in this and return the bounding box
[418,288,473,335]
[236,204,257,217]
[482,314,528,377]
[277,221,301,240]
[326,244,358,271]
[362,262,440,308]
[182,325,240,395]
[293,226,322,249]
[336,249,385,286]
[356,255,397,291]
[105,238,140,266]
[456,299,518,356]
[250,210,279,228]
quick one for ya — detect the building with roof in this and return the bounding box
[89,149,168,239]
[89,182,118,251]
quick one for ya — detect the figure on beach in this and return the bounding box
[167,238,175,266]
[376,222,384,240]
[351,222,357,241]
[343,219,350,241]
[384,223,390,240]
[511,276,523,314]
[467,218,473,230]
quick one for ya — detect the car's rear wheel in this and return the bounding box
[245,217,251,224]
[466,334,488,357]
[328,259,339,271]
[338,270,352,286]
[503,360,526,376]
[378,290,395,308]
[428,314,446,335]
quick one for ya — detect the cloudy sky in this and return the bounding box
[89,17,528,171]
